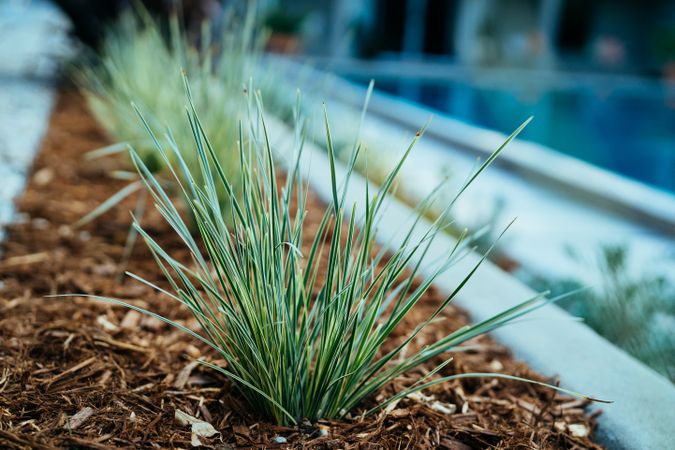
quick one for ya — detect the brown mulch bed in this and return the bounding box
[0,91,604,449]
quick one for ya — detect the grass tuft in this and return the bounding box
[68,85,604,425]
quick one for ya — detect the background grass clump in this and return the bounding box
[529,244,675,382]
[78,7,264,202]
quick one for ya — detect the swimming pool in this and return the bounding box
[349,72,675,193]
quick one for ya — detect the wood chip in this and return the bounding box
[97,370,112,386]
[32,167,54,186]
[120,310,141,329]
[0,252,49,268]
[65,407,94,430]
[568,423,590,437]
[44,356,97,386]
[140,315,164,331]
[174,360,200,389]
[96,315,119,332]
[94,336,149,353]
[440,436,473,450]
[430,401,457,415]
[388,408,410,418]
[407,391,435,403]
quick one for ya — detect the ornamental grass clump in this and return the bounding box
[77,87,602,425]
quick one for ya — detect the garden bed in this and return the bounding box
[0,91,603,449]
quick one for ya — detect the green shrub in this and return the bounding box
[528,244,675,382]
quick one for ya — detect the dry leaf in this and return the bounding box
[175,409,198,426]
[175,409,219,447]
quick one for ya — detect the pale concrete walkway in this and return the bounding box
[0,0,71,240]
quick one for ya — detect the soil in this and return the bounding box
[0,92,604,449]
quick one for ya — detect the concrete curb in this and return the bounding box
[338,84,675,236]
[266,115,675,450]
[269,57,675,237]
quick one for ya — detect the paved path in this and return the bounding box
[0,0,71,241]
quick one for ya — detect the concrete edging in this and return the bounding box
[266,115,675,450]
[270,57,675,237]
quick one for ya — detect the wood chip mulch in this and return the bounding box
[0,91,604,449]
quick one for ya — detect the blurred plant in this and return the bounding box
[76,5,265,224]
[529,244,675,382]
[334,140,397,191]
[67,85,603,425]
[262,7,305,54]
[352,17,383,59]
[263,8,305,35]
[53,0,222,47]
[653,27,675,64]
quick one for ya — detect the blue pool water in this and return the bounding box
[352,74,675,193]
